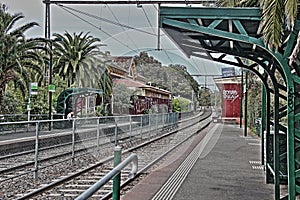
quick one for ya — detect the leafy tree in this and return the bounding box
[2,91,23,114]
[173,97,191,112]
[112,83,134,114]
[169,64,200,101]
[0,4,43,113]
[52,32,104,88]
[198,87,212,106]
[172,98,181,112]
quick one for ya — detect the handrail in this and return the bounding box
[75,153,138,200]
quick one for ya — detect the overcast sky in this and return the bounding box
[2,1,171,53]
[2,0,223,87]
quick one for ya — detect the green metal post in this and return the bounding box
[274,88,280,200]
[287,85,296,200]
[112,146,122,200]
[240,69,244,128]
[244,69,248,137]
[266,87,271,184]
[261,85,266,165]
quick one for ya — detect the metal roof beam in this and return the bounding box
[44,0,216,5]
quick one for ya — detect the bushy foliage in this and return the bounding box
[2,91,23,114]
[172,97,191,112]
[172,98,181,112]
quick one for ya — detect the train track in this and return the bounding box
[0,117,165,183]
[0,110,212,199]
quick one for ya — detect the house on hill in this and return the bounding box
[103,55,172,114]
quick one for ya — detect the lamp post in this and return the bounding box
[46,37,63,131]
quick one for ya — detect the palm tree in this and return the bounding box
[0,4,44,113]
[51,31,104,88]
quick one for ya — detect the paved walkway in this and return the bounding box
[121,123,274,200]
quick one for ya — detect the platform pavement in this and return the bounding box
[121,123,274,200]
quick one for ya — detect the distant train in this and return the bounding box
[129,95,172,115]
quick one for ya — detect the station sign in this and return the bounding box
[48,84,55,92]
[30,82,38,95]
[222,67,236,77]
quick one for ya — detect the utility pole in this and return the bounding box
[48,42,53,131]
[45,0,52,131]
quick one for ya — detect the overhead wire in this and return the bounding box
[138,4,174,64]
[56,3,139,53]
[106,5,140,50]
[56,2,178,59]
[57,4,157,36]
[152,4,158,11]
[141,6,156,34]
[98,3,103,30]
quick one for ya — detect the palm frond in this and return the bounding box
[216,0,239,7]
[238,0,260,7]
[261,0,285,50]
[285,0,297,29]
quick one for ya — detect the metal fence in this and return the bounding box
[0,112,183,180]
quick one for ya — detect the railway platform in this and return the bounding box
[121,123,274,200]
